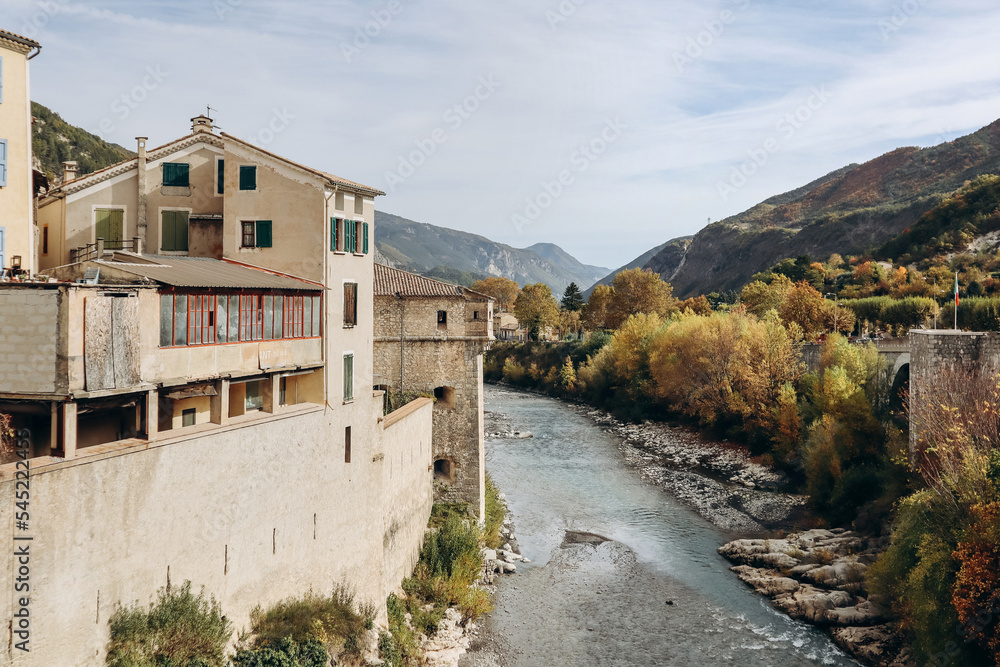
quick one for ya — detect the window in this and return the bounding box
[161,210,189,251]
[239,165,257,190]
[345,426,352,463]
[473,310,480,320]
[335,192,345,211]
[354,196,364,215]
[284,296,304,338]
[241,295,263,341]
[217,158,225,194]
[42,226,48,255]
[437,310,447,329]
[343,354,354,402]
[0,139,7,187]
[344,220,356,253]
[245,381,263,412]
[434,386,455,407]
[162,162,190,187]
[182,408,197,427]
[344,282,357,327]
[0,56,4,104]
[242,221,255,248]
[95,208,125,247]
[330,218,339,251]
[187,295,216,345]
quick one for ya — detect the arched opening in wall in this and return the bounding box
[890,363,909,425]
[434,458,455,483]
[433,386,456,408]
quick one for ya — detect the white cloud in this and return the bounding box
[4,0,1000,270]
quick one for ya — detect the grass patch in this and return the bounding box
[106,581,232,667]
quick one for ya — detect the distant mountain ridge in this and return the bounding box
[374,211,610,293]
[31,102,133,182]
[630,119,1000,297]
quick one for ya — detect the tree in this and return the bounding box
[582,284,613,331]
[470,277,521,312]
[778,281,828,340]
[561,282,585,311]
[513,283,560,340]
[605,268,678,329]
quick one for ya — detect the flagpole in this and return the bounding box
[954,271,959,331]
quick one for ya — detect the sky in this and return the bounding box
[4,0,1000,269]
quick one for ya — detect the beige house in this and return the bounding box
[373,264,494,519]
[0,116,436,665]
[0,29,41,275]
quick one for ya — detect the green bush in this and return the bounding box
[483,474,507,550]
[230,637,328,667]
[106,581,232,667]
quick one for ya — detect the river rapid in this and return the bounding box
[460,386,860,667]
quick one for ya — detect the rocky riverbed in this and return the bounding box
[719,530,914,667]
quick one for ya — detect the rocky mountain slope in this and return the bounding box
[584,238,690,297]
[374,211,609,293]
[636,119,1000,297]
[31,102,133,182]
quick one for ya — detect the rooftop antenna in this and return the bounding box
[206,105,222,131]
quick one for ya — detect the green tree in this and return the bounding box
[513,283,560,340]
[561,282,585,311]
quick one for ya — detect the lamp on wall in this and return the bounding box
[11,256,21,269]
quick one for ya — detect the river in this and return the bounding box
[460,386,859,667]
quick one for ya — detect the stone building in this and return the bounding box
[373,264,494,519]
[0,110,435,665]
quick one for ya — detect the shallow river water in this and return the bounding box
[461,386,859,667]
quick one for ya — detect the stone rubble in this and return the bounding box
[720,529,914,667]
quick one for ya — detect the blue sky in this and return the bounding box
[4,0,1000,270]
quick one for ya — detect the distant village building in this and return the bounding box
[494,311,525,341]
[0,30,41,275]
[373,264,494,519]
[0,89,438,664]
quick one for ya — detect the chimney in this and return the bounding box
[136,137,148,250]
[61,161,78,183]
[191,115,214,134]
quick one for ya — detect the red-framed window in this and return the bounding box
[241,294,263,341]
[285,296,304,338]
[159,291,320,347]
[187,295,217,345]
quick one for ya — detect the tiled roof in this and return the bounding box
[96,255,322,291]
[374,264,465,298]
[0,29,41,50]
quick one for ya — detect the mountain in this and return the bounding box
[374,211,608,294]
[636,119,1000,297]
[524,243,610,288]
[583,238,691,297]
[31,102,134,182]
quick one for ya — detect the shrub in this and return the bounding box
[483,474,507,551]
[230,637,328,667]
[237,587,373,664]
[106,581,232,667]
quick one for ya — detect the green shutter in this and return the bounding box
[363,222,369,254]
[95,209,110,243]
[162,211,189,251]
[343,354,354,401]
[109,209,124,245]
[161,211,174,250]
[330,218,337,251]
[348,221,356,253]
[256,220,272,248]
[239,165,257,190]
[217,159,225,194]
[163,163,189,187]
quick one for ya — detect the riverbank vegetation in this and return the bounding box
[380,478,507,666]
[486,265,1000,665]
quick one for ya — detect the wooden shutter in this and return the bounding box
[240,165,256,190]
[256,221,272,248]
[161,211,175,250]
[343,354,354,401]
[109,209,124,245]
[348,221,356,253]
[0,139,6,187]
[363,222,369,254]
[344,282,357,326]
[162,211,189,251]
[330,218,337,251]
[95,209,111,243]
[163,163,189,187]
[217,159,225,194]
